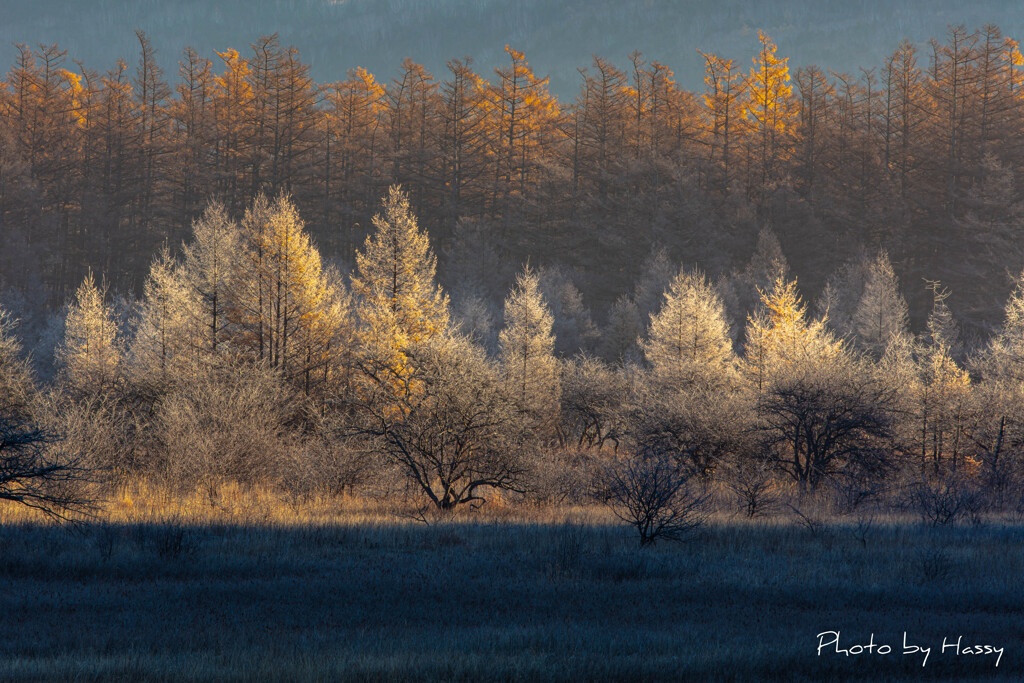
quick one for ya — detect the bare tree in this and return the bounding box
[354,334,529,510]
[0,418,92,519]
[604,449,708,546]
[756,356,897,491]
[0,307,92,519]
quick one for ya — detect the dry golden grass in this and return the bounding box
[0,481,620,528]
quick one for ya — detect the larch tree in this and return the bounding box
[743,273,841,392]
[499,267,560,435]
[58,272,124,397]
[212,48,254,213]
[228,193,350,396]
[910,282,971,475]
[642,267,736,390]
[631,268,745,479]
[700,51,746,192]
[984,269,1024,383]
[182,201,238,358]
[351,185,449,371]
[435,58,490,227]
[131,245,194,391]
[852,251,909,356]
[744,31,798,200]
[168,46,216,233]
[969,271,1024,490]
[486,46,560,218]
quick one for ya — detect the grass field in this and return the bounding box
[0,489,1021,681]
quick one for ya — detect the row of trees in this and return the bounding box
[6,187,1024,521]
[4,26,1024,338]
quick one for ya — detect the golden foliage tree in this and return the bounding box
[744,31,798,199]
[352,186,449,369]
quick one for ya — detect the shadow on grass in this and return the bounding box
[0,519,1020,681]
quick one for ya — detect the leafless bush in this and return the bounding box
[723,456,780,518]
[152,362,291,498]
[278,434,379,501]
[912,547,954,584]
[530,447,612,505]
[37,393,141,486]
[905,473,986,526]
[603,450,709,547]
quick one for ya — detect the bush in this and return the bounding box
[152,362,292,498]
[905,472,986,526]
[603,449,709,546]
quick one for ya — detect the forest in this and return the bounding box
[3,24,1024,523]
[5,20,1024,682]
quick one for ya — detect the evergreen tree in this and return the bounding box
[352,185,449,366]
[643,268,735,389]
[499,267,560,433]
[852,251,909,356]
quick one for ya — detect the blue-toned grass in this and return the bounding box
[0,511,1021,681]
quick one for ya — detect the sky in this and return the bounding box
[4,1,1023,96]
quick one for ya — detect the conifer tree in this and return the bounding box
[58,272,123,397]
[499,267,560,432]
[643,268,735,389]
[743,274,842,391]
[984,269,1024,382]
[745,31,798,199]
[225,193,350,397]
[131,246,193,389]
[352,186,449,365]
[182,201,238,357]
[852,251,909,356]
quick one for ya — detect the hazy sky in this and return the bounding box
[5,1,1023,95]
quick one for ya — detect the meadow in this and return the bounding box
[0,489,1021,682]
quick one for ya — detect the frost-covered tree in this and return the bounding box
[720,227,790,341]
[131,246,194,390]
[743,274,841,391]
[558,354,623,450]
[229,193,350,394]
[537,265,598,357]
[744,275,895,490]
[815,254,869,338]
[643,267,735,389]
[0,306,92,519]
[58,273,123,397]
[0,307,34,418]
[852,251,909,356]
[499,267,560,433]
[599,294,643,363]
[924,280,960,355]
[970,276,1024,493]
[982,270,1024,384]
[359,333,527,510]
[182,201,237,357]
